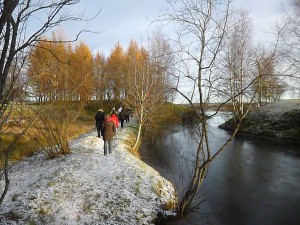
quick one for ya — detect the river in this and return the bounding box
[140,113,300,225]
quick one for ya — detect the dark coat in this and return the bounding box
[118,110,126,121]
[102,118,116,141]
[95,110,105,128]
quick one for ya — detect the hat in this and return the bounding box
[98,109,103,112]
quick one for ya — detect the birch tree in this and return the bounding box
[222,11,256,122]
[158,0,287,218]
[157,0,254,217]
[254,51,287,105]
[278,0,300,98]
[125,41,161,149]
[124,34,173,150]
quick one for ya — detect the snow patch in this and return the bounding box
[0,119,176,225]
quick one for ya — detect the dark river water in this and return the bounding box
[140,113,300,225]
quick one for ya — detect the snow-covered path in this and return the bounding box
[0,120,175,225]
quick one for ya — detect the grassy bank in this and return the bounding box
[0,103,98,162]
[0,101,191,162]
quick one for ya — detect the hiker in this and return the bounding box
[124,108,131,123]
[110,111,119,130]
[118,109,126,128]
[101,114,116,155]
[117,106,123,114]
[95,109,105,137]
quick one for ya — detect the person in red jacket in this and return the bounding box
[110,111,119,129]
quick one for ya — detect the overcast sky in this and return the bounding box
[59,0,289,56]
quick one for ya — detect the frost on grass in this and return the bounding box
[0,120,176,225]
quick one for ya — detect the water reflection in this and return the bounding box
[140,113,300,225]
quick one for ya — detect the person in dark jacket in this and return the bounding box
[102,115,116,155]
[124,108,131,123]
[95,109,105,137]
[118,109,126,128]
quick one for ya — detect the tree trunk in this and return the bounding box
[132,104,144,150]
[132,122,142,150]
[0,138,10,205]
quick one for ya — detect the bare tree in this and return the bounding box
[278,0,300,98]
[157,0,289,218]
[221,11,256,121]
[148,27,175,103]
[0,0,86,101]
[254,51,287,105]
[0,0,86,205]
[29,101,85,159]
[156,0,262,217]
[124,36,173,150]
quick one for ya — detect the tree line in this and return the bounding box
[26,29,174,150]
[26,30,173,105]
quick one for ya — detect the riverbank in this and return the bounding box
[219,99,300,143]
[0,119,176,224]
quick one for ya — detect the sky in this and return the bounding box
[59,0,290,56]
[38,0,292,104]
[62,0,165,55]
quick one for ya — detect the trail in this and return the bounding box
[0,119,175,225]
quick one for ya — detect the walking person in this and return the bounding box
[118,109,126,128]
[117,106,123,114]
[124,108,131,123]
[95,109,105,137]
[110,111,119,130]
[102,114,116,156]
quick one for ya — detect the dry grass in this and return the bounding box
[123,126,141,158]
[67,119,94,140]
[0,107,95,162]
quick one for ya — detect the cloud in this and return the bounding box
[59,0,164,55]
[45,0,288,55]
